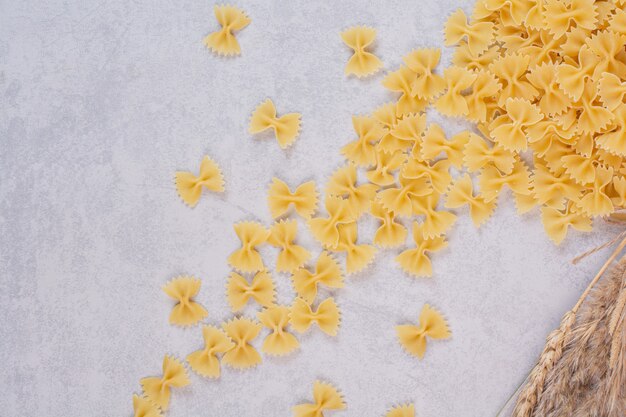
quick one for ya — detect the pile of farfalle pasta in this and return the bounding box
[131,1,626,416]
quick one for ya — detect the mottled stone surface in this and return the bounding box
[0,1,617,416]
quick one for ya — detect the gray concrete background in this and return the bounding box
[0,1,618,416]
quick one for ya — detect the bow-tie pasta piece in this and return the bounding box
[221,317,263,369]
[396,304,451,359]
[532,162,583,209]
[385,403,415,417]
[378,175,432,217]
[327,164,378,217]
[411,193,457,239]
[598,73,626,111]
[366,148,406,186]
[526,63,572,116]
[291,252,344,304]
[402,158,453,196]
[290,297,341,336]
[186,325,235,378]
[370,201,407,248]
[479,159,532,203]
[334,222,377,274]
[383,66,429,117]
[175,156,225,207]
[162,276,208,327]
[466,70,500,123]
[204,5,250,56]
[249,99,302,149]
[489,54,539,106]
[420,124,469,168]
[396,223,447,277]
[389,112,428,159]
[555,46,598,102]
[293,381,346,417]
[480,0,533,26]
[227,221,270,273]
[444,9,494,56]
[373,103,408,153]
[579,166,615,216]
[596,105,626,157]
[340,26,383,78]
[445,174,496,228]
[268,177,318,219]
[341,115,386,167]
[257,305,300,356]
[435,66,477,117]
[403,48,445,100]
[541,202,593,245]
[308,195,356,248]
[226,270,276,312]
[463,132,515,174]
[544,0,597,38]
[140,356,190,410]
[489,98,544,152]
[268,220,311,273]
[132,394,163,417]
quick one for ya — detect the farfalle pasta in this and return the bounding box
[341,115,385,166]
[133,395,163,417]
[227,221,270,273]
[367,149,405,186]
[257,305,300,356]
[385,403,415,417]
[334,222,377,274]
[249,99,302,149]
[222,317,262,369]
[204,5,250,56]
[411,193,457,239]
[308,195,355,248]
[444,8,494,56]
[268,220,311,273]
[268,177,318,219]
[463,132,515,174]
[378,175,431,217]
[445,174,496,227]
[541,202,593,245]
[327,164,378,217]
[383,66,429,116]
[162,276,208,326]
[293,381,346,417]
[435,66,477,117]
[175,155,225,207]
[140,356,190,410]
[290,297,340,336]
[403,48,445,99]
[186,325,235,378]
[370,201,407,248]
[396,304,451,359]
[226,270,276,312]
[396,223,447,277]
[291,251,344,304]
[420,124,468,168]
[340,26,383,78]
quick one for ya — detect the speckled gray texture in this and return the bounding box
[0,1,619,416]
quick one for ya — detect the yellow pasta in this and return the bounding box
[341,115,385,166]
[226,270,275,312]
[463,132,515,174]
[327,164,378,217]
[420,124,468,168]
[597,105,626,156]
[396,304,451,359]
[221,317,262,369]
[308,195,356,248]
[227,221,270,273]
[378,175,431,217]
[544,0,597,38]
[268,220,311,273]
[132,394,163,417]
[249,99,302,149]
[445,174,496,227]
[290,297,340,336]
[370,201,407,248]
[293,381,346,417]
[335,222,377,274]
[402,158,452,194]
[411,193,457,238]
[382,66,429,116]
[385,403,415,417]
[374,103,406,153]
[527,63,572,116]
[175,155,225,207]
[162,276,208,327]
[389,112,427,159]
[186,325,235,378]
[598,72,626,111]
[579,166,614,216]
[340,26,383,78]
[555,46,597,101]
[489,54,538,106]
[203,5,250,56]
[366,148,406,186]
[541,202,593,245]
[490,98,543,152]
[532,162,583,208]
[257,305,300,356]
[481,0,533,26]
[434,66,477,117]
[396,223,447,277]
[402,48,445,99]
[267,177,318,219]
[444,9,494,56]
[140,356,190,410]
[478,159,532,202]
[291,251,344,304]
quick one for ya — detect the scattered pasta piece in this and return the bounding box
[257,305,300,356]
[370,201,407,248]
[341,115,385,166]
[308,195,356,248]
[268,177,318,219]
[133,394,163,417]
[385,403,415,417]
[290,297,341,336]
[411,193,457,239]
[140,356,190,410]
[396,223,447,277]
[420,125,468,168]
[335,222,377,274]
[445,174,496,227]
[434,66,477,117]
[222,317,262,369]
[293,381,346,417]
[327,164,378,217]
[226,270,276,312]
[268,220,311,273]
[383,66,429,116]
[403,48,445,99]
[444,9,494,56]
[541,202,593,245]
[227,221,270,273]
[367,149,406,186]
[341,26,383,78]
[249,99,302,149]
[175,156,225,207]
[203,5,250,56]
[291,252,344,304]
[378,175,432,217]
[186,325,235,378]
[162,276,208,327]
[396,304,451,359]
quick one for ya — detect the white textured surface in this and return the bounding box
[0,1,619,416]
